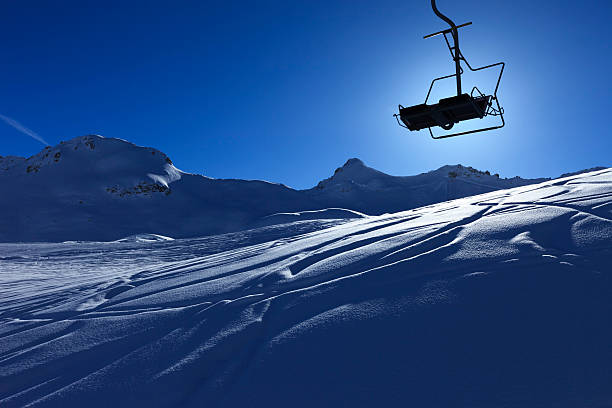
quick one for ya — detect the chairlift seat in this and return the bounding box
[399,93,491,131]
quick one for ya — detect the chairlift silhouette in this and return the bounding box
[394,0,505,139]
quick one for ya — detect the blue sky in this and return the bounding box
[0,0,610,189]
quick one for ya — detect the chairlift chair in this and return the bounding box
[394,0,505,139]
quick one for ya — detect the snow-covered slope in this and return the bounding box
[0,135,309,242]
[1,168,611,407]
[250,208,366,228]
[306,158,549,214]
[0,135,591,242]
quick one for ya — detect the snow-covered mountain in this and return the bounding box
[306,158,548,214]
[0,135,308,242]
[0,135,588,242]
[1,168,611,407]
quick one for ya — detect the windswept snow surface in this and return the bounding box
[251,208,367,228]
[1,168,612,407]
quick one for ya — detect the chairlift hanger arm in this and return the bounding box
[430,0,462,96]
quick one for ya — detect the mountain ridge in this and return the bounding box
[1,135,576,189]
[0,135,605,242]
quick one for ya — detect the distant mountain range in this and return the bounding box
[304,158,551,214]
[0,135,604,242]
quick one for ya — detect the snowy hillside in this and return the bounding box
[307,158,548,214]
[0,135,308,242]
[0,135,555,242]
[1,168,611,407]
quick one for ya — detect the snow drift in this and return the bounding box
[0,167,611,407]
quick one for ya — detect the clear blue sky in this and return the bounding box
[0,0,610,189]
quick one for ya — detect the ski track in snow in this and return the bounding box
[1,168,612,407]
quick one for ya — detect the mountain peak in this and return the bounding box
[342,158,365,168]
[333,158,366,175]
[1,134,181,197]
